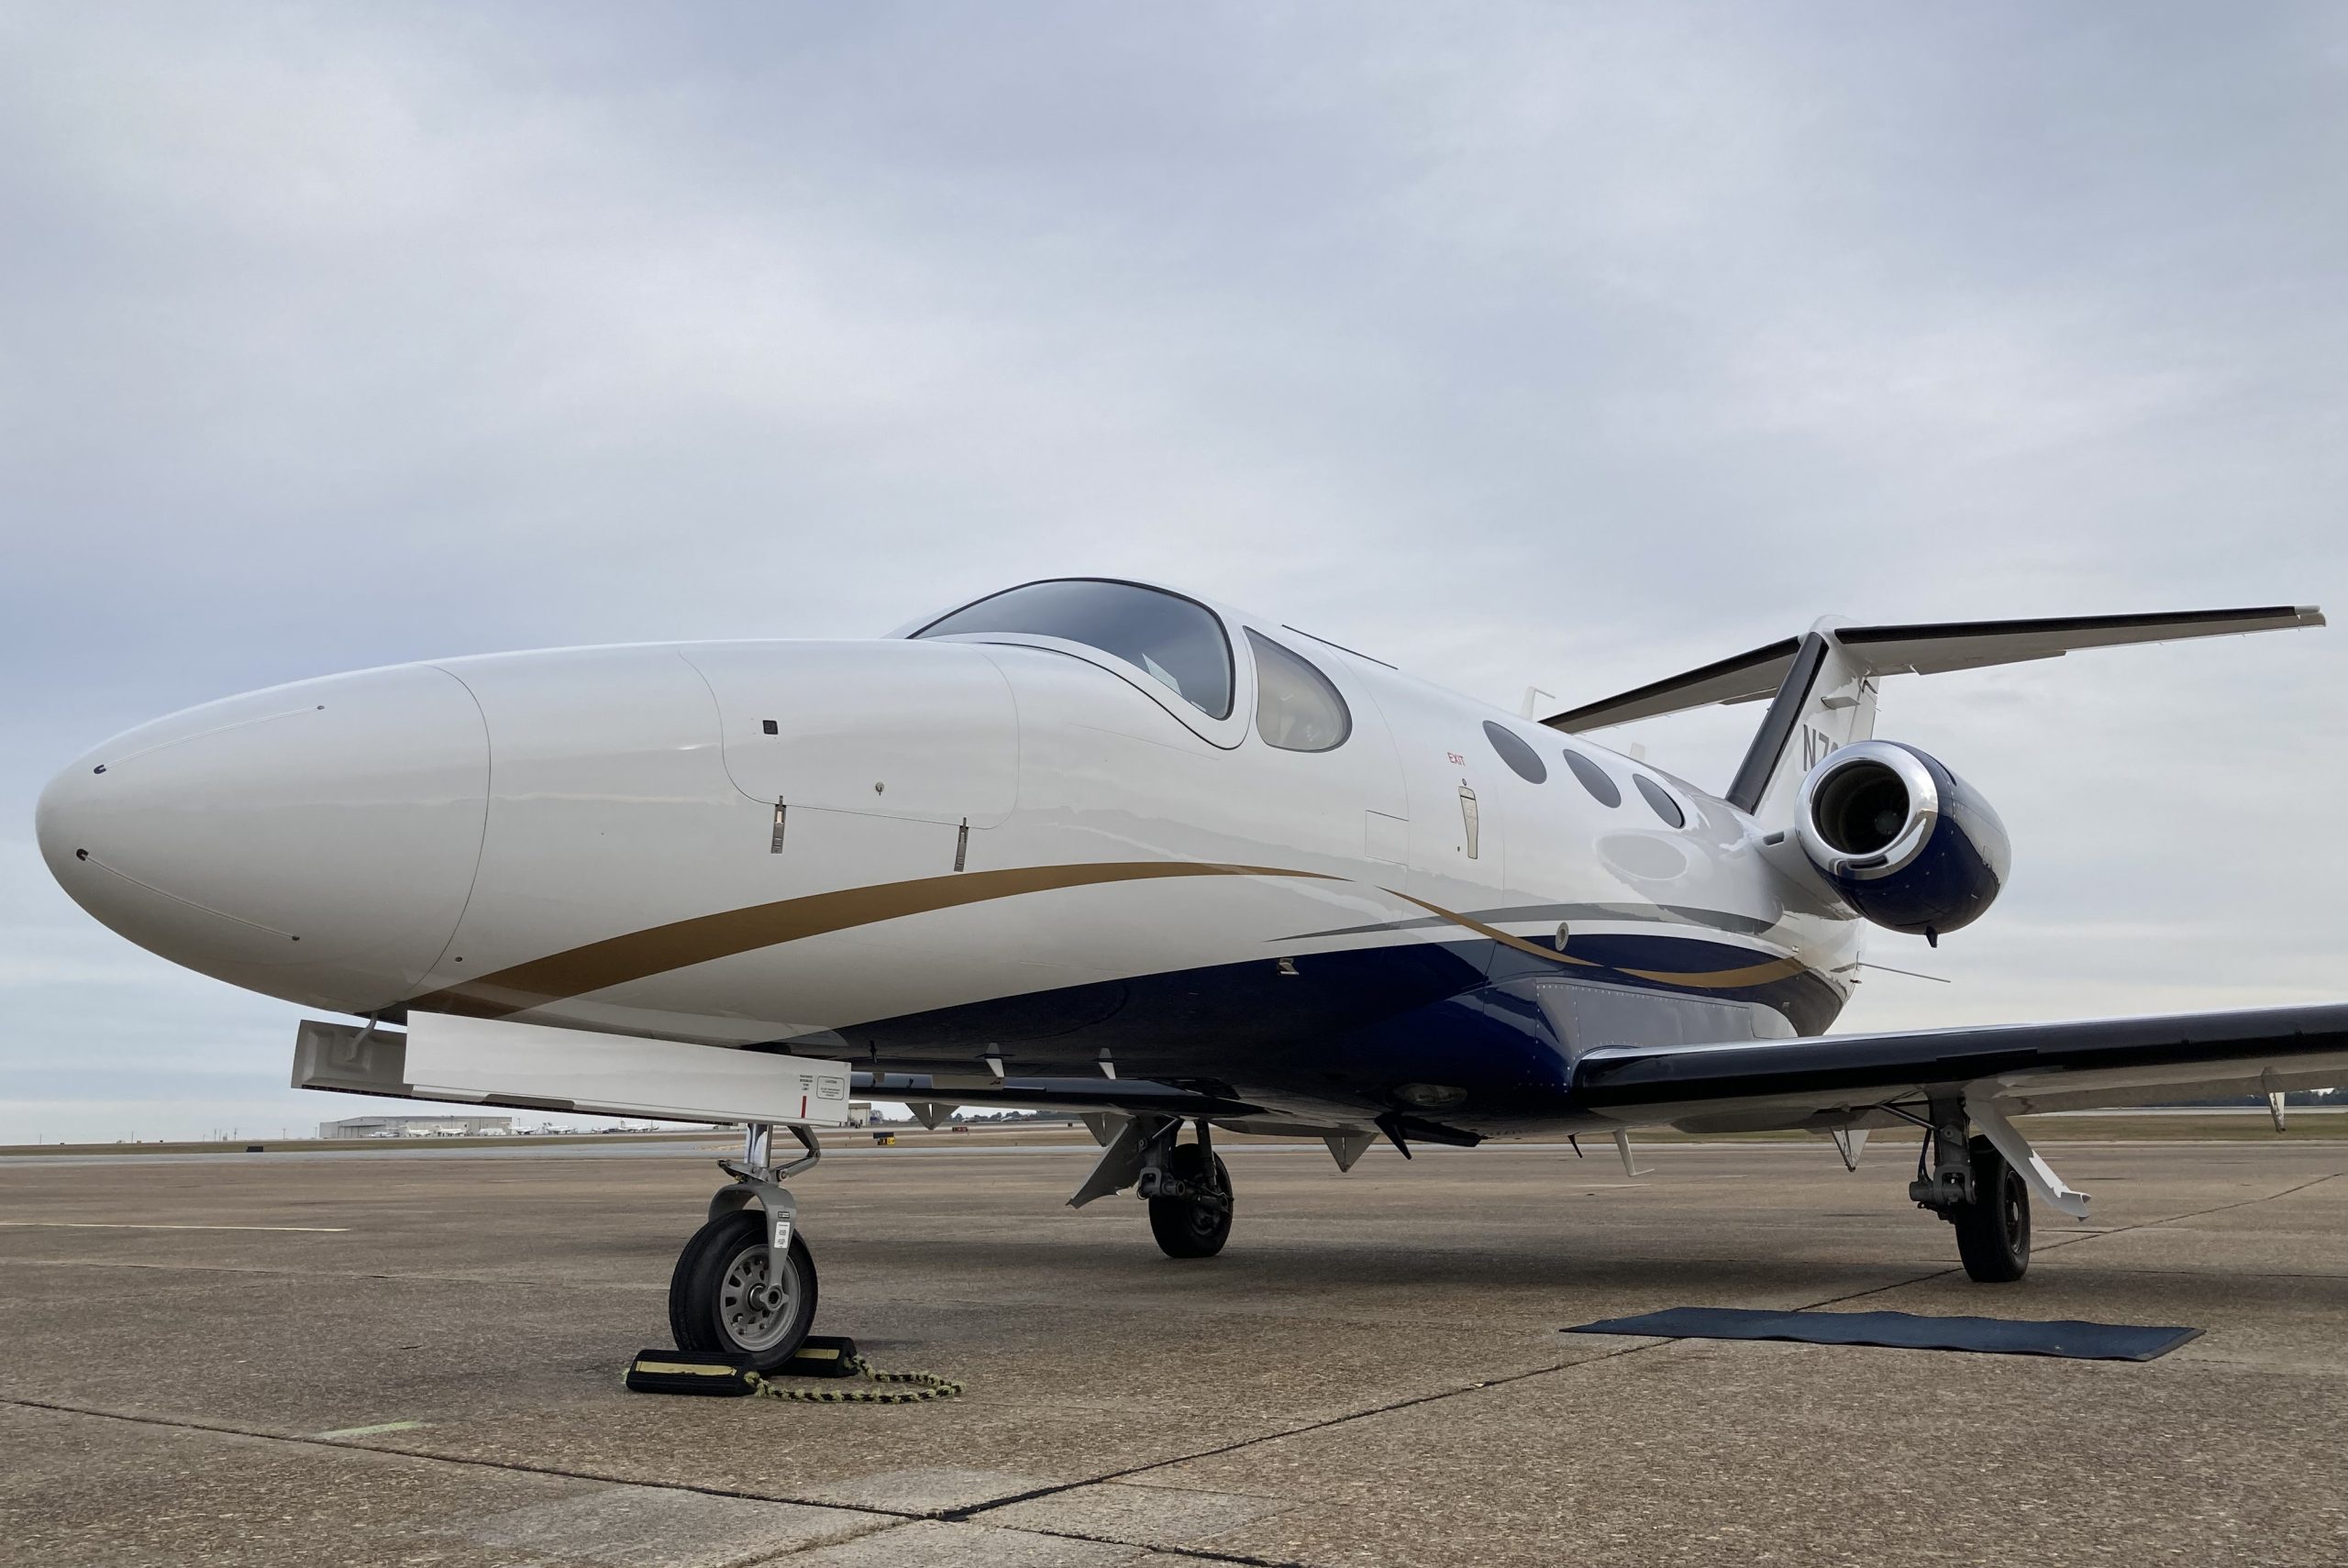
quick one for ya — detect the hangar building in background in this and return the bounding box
[317,1114,514,1139]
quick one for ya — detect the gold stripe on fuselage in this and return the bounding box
[1375,890,1603,968]
[1387,891,1811,990]
[409,860,1335,1020]
[408,865,1811,1023]
[1615,956,1811,988]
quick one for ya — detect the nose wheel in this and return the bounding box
[669,1209,819,1368]
[670,1121,824,1370]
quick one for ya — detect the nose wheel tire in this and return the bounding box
[668,1209,819,1370]
[1148,1143,1233,1259]
[1950,1134,2030,1283]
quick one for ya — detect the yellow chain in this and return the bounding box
[746,1354,963,1404]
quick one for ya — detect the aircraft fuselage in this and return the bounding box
[37,592,1859,1137]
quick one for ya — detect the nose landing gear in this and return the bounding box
[670,1121,823,1370]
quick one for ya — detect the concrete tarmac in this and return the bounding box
[3,1138,2344,1566]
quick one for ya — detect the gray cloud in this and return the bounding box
[3,3,2341,1141]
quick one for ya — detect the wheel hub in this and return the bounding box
[718,1243,798,1352]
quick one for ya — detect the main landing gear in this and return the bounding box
[1069,1114,1235,1258]
[1909,1099,2030,1283]
[1142,1126,1234,1258]
[670,1121,821,1369]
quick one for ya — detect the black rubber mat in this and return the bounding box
[1565,1307,2200,1362]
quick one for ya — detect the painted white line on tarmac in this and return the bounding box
[314,1420,426,1439]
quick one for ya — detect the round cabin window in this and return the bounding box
[1634,774,1685,828]
[1562,748,1622,807]
[1482,721,1547,784]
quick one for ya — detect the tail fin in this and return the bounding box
[1542,605,2323,822]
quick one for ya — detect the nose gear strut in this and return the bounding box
[669,1121,825,1370]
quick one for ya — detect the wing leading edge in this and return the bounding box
[1573,1002,2348,1132]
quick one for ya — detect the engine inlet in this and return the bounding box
[1811,758,1911,857]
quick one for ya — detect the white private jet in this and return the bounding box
[35,578,2343,1368]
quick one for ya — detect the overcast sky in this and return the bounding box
[3,4,2342,1144]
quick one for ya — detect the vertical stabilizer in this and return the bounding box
[1723,619,1877,821]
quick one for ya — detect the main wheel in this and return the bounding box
[1951,1134,2030,1283]
[668,1209,819,1369]
[1148,1143,1233,1259]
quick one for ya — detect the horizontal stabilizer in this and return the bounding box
[1541,637,1800,731]
[1544,605,2321,734]
[1833,605,2323,677]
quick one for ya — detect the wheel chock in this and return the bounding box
[626,1335,864,1396]
[624,1348,758,1397]
[778,1334,863,1378]
[627,1336,960,1402]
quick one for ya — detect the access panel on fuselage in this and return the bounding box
[683,642,1018,827]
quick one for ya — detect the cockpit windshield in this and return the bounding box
[913,579,1235,719]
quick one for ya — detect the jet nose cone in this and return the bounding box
[37,663,490,1011]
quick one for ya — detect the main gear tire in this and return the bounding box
[1951,1133,2030,1283]
[1147,1143,1233,1259]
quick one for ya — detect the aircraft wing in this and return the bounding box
[1573,1002,2348,1132]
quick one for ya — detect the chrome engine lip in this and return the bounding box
[1797,740,1941,882]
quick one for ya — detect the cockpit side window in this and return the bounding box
[914,579,1234,719]
[1247,630,1351,753]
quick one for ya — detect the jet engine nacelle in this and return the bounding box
[1795,740,2010,938]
